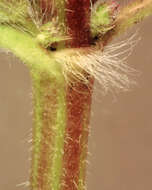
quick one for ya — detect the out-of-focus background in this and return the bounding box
[0,3,152,190]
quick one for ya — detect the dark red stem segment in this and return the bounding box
[62,79,94,190]
[65,0,91,47]
[61,1,94,190]
[92,0,98,3]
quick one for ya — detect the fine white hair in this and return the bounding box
[55,32,140,94]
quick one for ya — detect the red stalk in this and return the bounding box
[60,1,95,189]
[65,0,91,47]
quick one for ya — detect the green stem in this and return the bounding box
[116,0,152,34]
[30,72,93,190]
[30,71,67,190]
[103,0,152,44]
[0,25,64,80]
[0,24,93,190]
[0,24,67,189]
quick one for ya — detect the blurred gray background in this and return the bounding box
[0,6,152,190]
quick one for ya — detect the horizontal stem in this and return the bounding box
[0,25,63,81]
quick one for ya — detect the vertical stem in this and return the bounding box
[65,0,91,47]
[30,71,67,190]
[61,79,94,190]
[1,1,152,190]
[61,1,94,189]
[30,70,94,190]
[30,1,94,190]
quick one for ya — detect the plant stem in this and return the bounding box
[30,71,67,190]
[0,3,94,189]
[116,0,152,34]
[103,0,152,44]
[1,1,152,190]
[61,79,94,190]
[30,71,94,190]
[30,1,94,189]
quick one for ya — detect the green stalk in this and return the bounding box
[31,71,67,190]
[0,24,93,190]
[0,25,67,189]
[103,0,152,44]
[0,25,62,79]
[116,0,152,34]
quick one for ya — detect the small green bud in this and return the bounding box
[90,1,119,37]
[36,21,69,48]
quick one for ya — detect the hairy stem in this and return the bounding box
[30,71,67,190]
[103,0,152,43]
[116,0,152,34]
[0,25,62,80]
[1,1,152,190]
[0,1,94,188]
[31,72,93,190]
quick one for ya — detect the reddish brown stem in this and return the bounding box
[65,0,91,47]
[61,79,94,190]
